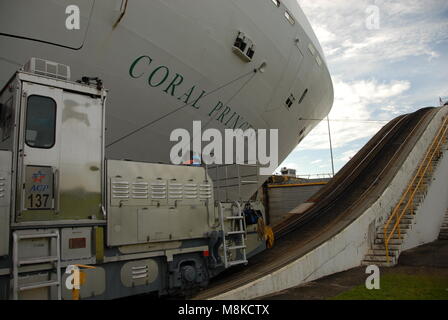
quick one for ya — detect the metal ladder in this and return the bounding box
[218,201,248,268]
[12,230,62,300]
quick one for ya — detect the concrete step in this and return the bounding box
[394,215,412,221]
[381,226,411,233]
[400,196,425,203]
[380,219,413,226]
[368,249,398,256]
[408,191,427,196]
[411,181,430,186]
[391,208,417,216]
[364,255,397,263]
[361,260,396,267]
[377,233,405,239]
[372,244,401,251]
[410,183,430,189]
[383,221,412,228]
[377,229,408,236]
[375,238,403,245]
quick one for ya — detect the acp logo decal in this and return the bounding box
[31,170,46,183]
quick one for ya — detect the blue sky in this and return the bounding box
[277,0,448,177]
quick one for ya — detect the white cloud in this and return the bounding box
[337,149,359,162]
[284,0,448,175]
[298,0,448,75]
[295,78,410,151]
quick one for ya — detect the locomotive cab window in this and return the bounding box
[25,95,56,148]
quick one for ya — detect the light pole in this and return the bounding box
[327,116,335,177]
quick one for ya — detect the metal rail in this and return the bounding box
[384,115,448,262]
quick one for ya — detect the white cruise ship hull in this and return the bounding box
[0,0,333,200]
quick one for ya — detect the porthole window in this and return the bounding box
[25,95,56,149]
[284,11,295,25]
[271,0,280,7]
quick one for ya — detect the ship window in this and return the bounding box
[285,11,295,25]
[233,32,255,62]
[271,0,280,7]
[234,32,247,52]
[25,95,56,149]
[299,89,308,104]
[308,43,316,56]
[246,46,255,59]
[285,94,296,109]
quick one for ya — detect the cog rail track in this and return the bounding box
[193,107,437,300]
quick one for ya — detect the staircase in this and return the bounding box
[362,176,432,267]
[439,210,448,240]
[362,115,448,267]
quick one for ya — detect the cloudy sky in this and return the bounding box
[277,0,448,177]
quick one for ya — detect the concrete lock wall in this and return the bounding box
[212,107,448,300]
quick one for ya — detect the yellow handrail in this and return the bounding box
[384,115,448,262]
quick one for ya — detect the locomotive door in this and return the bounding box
[16,82,62,222]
